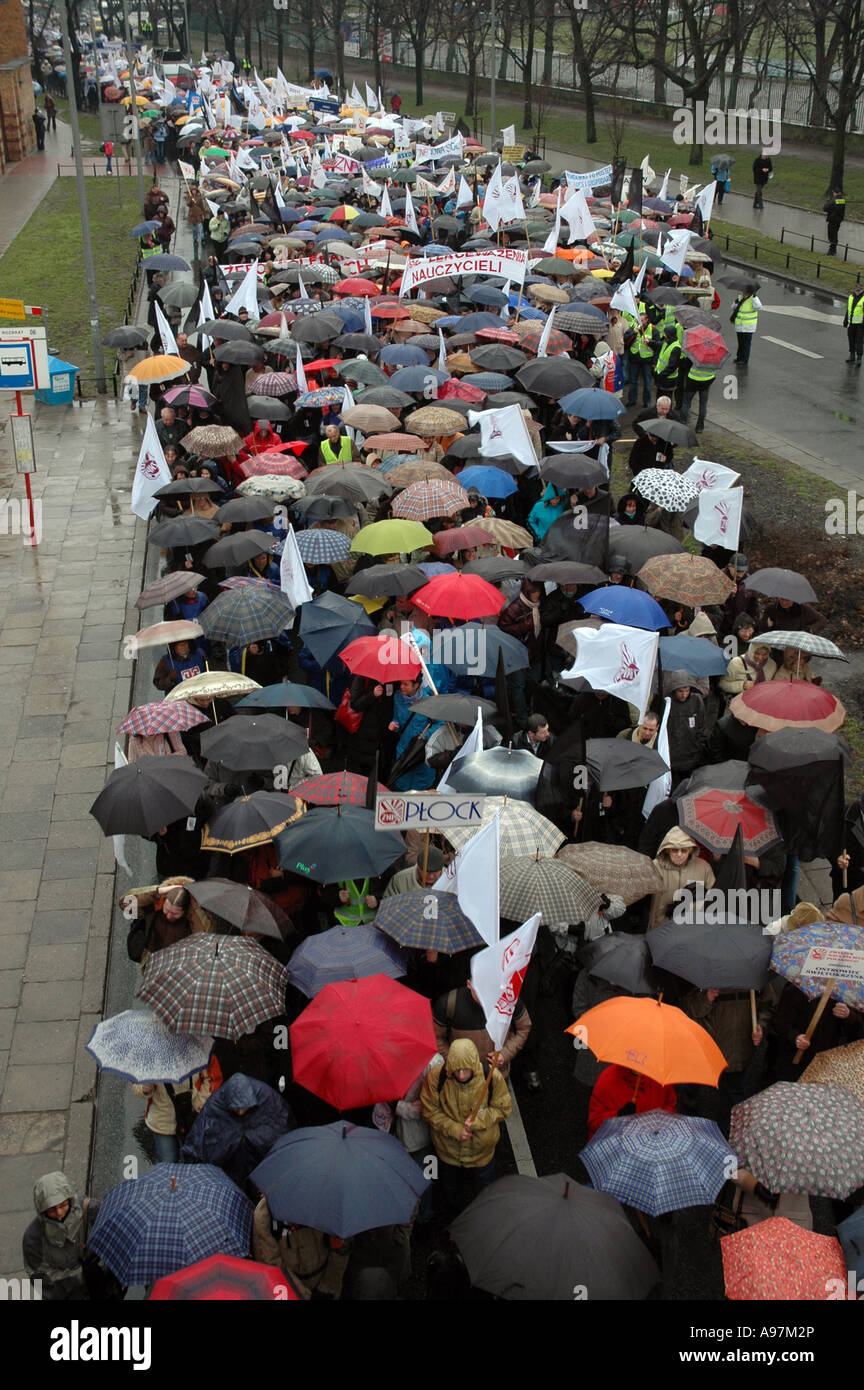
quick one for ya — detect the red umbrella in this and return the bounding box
[721,1218,846,1301]
[678,787,781,855]
[729,681,846,733]
[149,1253,300,1300]
[340,633,422,682]
[474,326,520,345]
[371,303,412,320]
[334,277,380,297]
[304,358,342,373]
[413,572,506,620]
[236,451,308,480]
[438,379,487,403]
[684,326,730,366]
[292,772,391,806]
[290,974,437,1109]
[432,524,493,556]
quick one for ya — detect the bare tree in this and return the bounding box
[444,0,492,116]
[500,0,540,129]
[568,10,628,144]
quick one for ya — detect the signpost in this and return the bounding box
[0,318,48,547]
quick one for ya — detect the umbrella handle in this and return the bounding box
[793,979,836,1064]
[468,1054,500,1125]
[749,989,757,1035]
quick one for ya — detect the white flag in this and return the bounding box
[350,82,363,106]
[437,705,484,794]
[178,158,196,184]
[113,743,131,876]
[609,279,640,320]
[535,305,558,359]
[483,162,524,231]
[683,458,740,494]
[280,524,314,609]
[197,281,214,350]
[696,181,717,225]
[154,300,178,356]
[660,230,692,278]
[658,168,671,202]
[380,183,393,219]
[224,260,260,318]
[295,343,308,394]
[456,174,474,209]
[437,327,447,372]
[499,280,512,322]
[131,415,172,521]
[365,82,377,110]
[640,153,655,189]
[468,402,538,472]
[434,811,500,947]
[501,123,516,144]
[633,259,648,296]
[561,621,659,723]
[403,187,419,236]
[542,200,562,255]
[362,167,382,198]
[297,273,309,300]
[693,485,744,550]
[642,697,672,818]
[560,187,596,244]
[364,296,374,336]
[470,913,541,1050]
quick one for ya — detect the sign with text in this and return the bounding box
[0,298,25,320]
[802,947,864,986]
[399,248,528,296]
[10,413,36,474]
[375,793,486,830]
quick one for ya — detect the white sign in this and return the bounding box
[374,792,486,830]
[564,164,613,190]
[10,413,36,474]
[399,249,528,296]
[802,947,864,986]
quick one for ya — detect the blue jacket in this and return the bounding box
[181,1073,295,1193]
[166,592,209,622]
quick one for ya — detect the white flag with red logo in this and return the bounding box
[642,696,672,818]
[560,187,596,245]
[682,458,740,494]
[280,524,314,610]
[131,415,172,520]
[433,810,500,947]
[693,485,744,550]
[483,162,525,231]
[561,621,658,722]
[468,402,538,473]
[470,913,541,1051]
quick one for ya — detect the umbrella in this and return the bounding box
[527,560,607,586]
[373,890,485,953]
[556,843,663,906]
[449,1173,659,1301]
[750,629,847,661]
[236,683,335,715]
[576,930,662,995]
[447,747,543,803]
[346,563,427,597]
[147,516,220,550]
[247,396,292,421]
[635,417,697,446]
[294,496,356,524]
[470,345,527,372]
[214,496,277,526]
[539,456,608,490]
[678,786,780,855]
[103,325,149,349]
[432,524,498,555]
[516,358,593,396]
[499,857,603,926]
[743,567,818,603]
[412,572,505,620]
[586,738,669,792]
[647,921,773,989]
[89,756,207,837]
[162,384,217,411]
[154,478,223,501]
[293,386,345,409]
[186,879,292,940]
[471,516,534,549]
[719,273,761,293]
[800,1039,864,1107]
[87,1164,253,1286]
[729,681,846,734]
[557,388,625,420]
[730,1082,864,1199]
[198,320,252,341]
[444,796,565,857]
[441,623,529,677]
[291,772,390,807]
[200,790,305,854]
[579,586,669,630]
[769,921,864,1011]
[298,591,376,666]
[250,1122,428,1239]
[247,371,296,398]
[341,403,402,432]
[287,924,406,997]
[139,935,288,1041]
[461,555,527,582]
[157,282,201,310]
[295,529,352,565]
[599,527,685,568]
[200,714,308,773]
[290,313,345,344]
[289,975,437,1110]
[684,326,730,366]
[721,1218,846,1301]
[638,554,734,607]
[351,519,433,555]
[411,694,498,725]
[203,531,277,570]
[746,727,848,780]
[182,425,244,458]
[363,432,428,453]
[306,465,392,504]
[149,1253,299,1301]
[275,805,405,884]
[581,1110,736,1217]
[633,468,699,513]
[566,997,728,1087]
[163,671,261,703]
[197,586,292,646]
[143,254,191,272]
[455,468,519,501]
[85,1010,213,1085]
[116,701,210,737]
[391,479,470,522]
[513,320,573,355]
[340,633,421,683]
[403,405,467,436]
[129,354,190,384]
[658,635,729,677]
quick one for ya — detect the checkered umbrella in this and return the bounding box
[287,924,407,997]
[580,1110,736,1216]
[730,1082,864,1199]
[444,797,566,857]
[197,585,293,646]
[85,1009,213,1085]
[556,843,663,905]
[633,468,699,513]
[87,1164,253,1286]
[499,856,603,926]
[374,890,485,953]
[390,479,470,522]
[139,935,289,1040]
[751,630,848,661]
[237,451,308,479]
[295,529,352,564]
[721,1218,846,1301]
[116,701,210,737]
[292,772,389,806]
[247,372,297,397]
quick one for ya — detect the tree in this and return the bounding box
[500,0,540,129]
[444,0,492,117]
[211,0,243,66]
[399,0,437,104]
[568,9,627,144]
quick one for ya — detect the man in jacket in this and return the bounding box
[432,979,531,1079]
[844,281,864,365]
[824,190,846,255]
[421,1038,512,1219]
[752,152,773,209]
[22,1173,99,1300]
[665,670,707,786]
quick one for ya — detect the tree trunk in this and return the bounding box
[522,17,536,128]
[652,13,667,103]
[542,0,555,84]
[498,15,511,79]
[243,22,252,63]
[829,105,850,194]
[466,51,477,115]
[276,11,284,69]
[414,39,424,104]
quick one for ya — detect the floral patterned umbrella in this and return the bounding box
[769,921,864,1009]
[721,1218,846,1300]
[293,387,345,408]
[637,553,734,607]
[800,1039,864,1107]
[730,1081,864,1198]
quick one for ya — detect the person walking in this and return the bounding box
[843,281,864,364]
[103,138,113,174]
[22,1173,101,1300]
[625,313,657,408]
[681,356,716,432]
[185,186,207,262]
[752,152,772,209]
[421,1038,512,1220]
[44,94,57,133]
[32,109,46,151]
[731,289,762,365]
[824,189,846,255]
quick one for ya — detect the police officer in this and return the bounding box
[824,189,846,255]
[844,281,864,365]
[682,358,716,434]
[731,289,762,366]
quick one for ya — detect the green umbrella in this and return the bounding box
[351,519,434,556]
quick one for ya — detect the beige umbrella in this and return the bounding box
[799,1040,864,1107]
[126,620,203,654]
[404,405,467,437]
[472,517,534,549]
[163,671,262,702]
[341,405,402,432]
[556,843,664,905]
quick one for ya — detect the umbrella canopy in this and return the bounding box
[295,529,352,565]
[197,585,292,646]
[449,1173,659,1300]
[750,629,847,661]
[390,478,469,522]
[275,805,405,884]
[200,790,305,854]
[89,756,207,837]
[743,567,818,603]
[444,796,565,857]
[291,771,389,807]
[586,738,669,792]
[516,357,593,396]
[769,921,864,1009]
[633,468,699,513]
[403,405,467,436]
[287,924,406,997]
[539,455,608,491]
[162,383,217,409]
[298,590,376,666]
[135,571,206,609]
[351,519,434,555]
[373,890,485,953]
[186,879,292,940]
[678,785,780,855]
[412,572,505,620]
[447,747,543,803]
[577,930,662,995]
[346,563,427,598]
[721,1218,846,1301]
[200,714,308,773]
[647,921,773,990]
[290,975,437,1109]
[600,526,685,568]
[527,560,607,587]
[85,1010,213,1085]
[581,1110,736,1217]
[567,997,728,1087]
[139,934,288,1041]
[730,1082,864,1199]
[149,1253,299,1301]
[250,1122,428,1239]
[204,530,277,569]
[556,843,663,906]
[638,553,734,607]
[635,417,696,446]
[163,671,261,703]
[729,681,846,733]
[579,585,669,630]
[306,464,392,504]
[116,701,210,738]
[236,682,335,713]
[557,388,625,420]
[88,1164,253,1286]
[129,354,190,384]
[658,634,730,678]
[800,1039,864,1107]
[341,403,402,432]
[183,425,244,458]
[683,326,730,366]
[340,633,421,683]
[104,325,149,349]
[214,496,277,526]
[499,856,603,926]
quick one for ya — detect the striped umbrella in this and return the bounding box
[294,529,351,564]
[287,924,407,997]
[150,1253,299,1301]
[117,701,210,737]
[373,890,486,953]
[390,478,470,522]
[580,1110,736,1216]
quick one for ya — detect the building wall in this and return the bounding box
[0,0,37,170]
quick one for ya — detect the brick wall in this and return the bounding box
[0,0,37,169]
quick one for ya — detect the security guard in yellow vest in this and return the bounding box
[844,281,864,365]
[732,290,761,366]
[654,324,684,396]
[319,425,354,465]
[682,359,716,433]
[334,878,377,926]
[626,314,657,408]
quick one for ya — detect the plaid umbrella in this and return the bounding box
[751,630,848,661]
[580,1110,735,1216]
[633,468,699,513]
[513,320,573,354]
[88,1164,253,1286]
[800,1039,864,1107]
[373,889,485,953]
[403,405,467,436]
[730,1081,864,1198]
[769,921,864,1009]
[721,1217,846,1300]
[197,586,293,646]
[729,681,846,733]
[247,372,297,396]
[499,857,603,926]
[637,554,734,606]
[287,924,407,997]
[139,935,289,1040]
[85,1010,213,1085]
[391,479,470,521]
[556,843,663,905]
[200,790,305,854]
[385,461,453,488]
[292,772,390,806]
[445,797,565,857]
[150,1253,299,1301]
[116,701,210,737]
[363,433,427,453]
[678,787,781,855]
[295,529,351,564]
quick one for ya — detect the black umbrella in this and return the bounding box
[346,563,427,597]
[596,526,685,569]
[540,456,609,490]
[578,931,662,996]
[204,530,276,568]
[527,560,607,586]
[586,738,668,791]
[542,511,610,567]
[247,396,292,420]
[199,319,253,341]
[442,435,483,460]
[290,313,344,344]
[719,274,760,293]
[447,746,543,802]
[187,878,293,939]
[215,496,276,525]
[516,358,594,397]
[635,417,696,446]
[213,341,265,365]
[441,622,529,677]
[647,921,773,990]
[147,516,220,549]
[469,344,528,373]
[355,386,415,410]
[742,567,818,603]
[411,694,498,724]
[461,557,530,582]
[153,477,223,498]
[235,683,336,713]
[644,287,686,307]
[200,789,306,852]
[200,714,309,772]
[293,495,356,523]
[274,805,405,884]
[89,756,208,836]
[103,325,149,348]
[747,728,849,776]
[298,591,376,666]
[334,332,381,355]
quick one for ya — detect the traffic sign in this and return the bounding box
[0,325,50,390]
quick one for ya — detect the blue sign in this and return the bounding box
[310,97,340,115]
[0,340,36,391]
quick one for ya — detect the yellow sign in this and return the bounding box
[502,145,529,163]
[0,298,25,319]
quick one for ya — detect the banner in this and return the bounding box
[561,621,659,723]
[375,792,485,830]
[413,133,465,164]
[802,948,864,985]
[470,912,541,1047]
[564,164,613,190]
[693,485,744,550]
[399,249,528,296]
[220,262,268,280]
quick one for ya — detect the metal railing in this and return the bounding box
[715,228,863,286]
[779,225,857,262]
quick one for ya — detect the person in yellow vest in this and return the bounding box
[318,422,359,466]
[625,313,657,408]
[334,878,378,926]
[732,290,762,365]
[682,358,716,434]
[844,281,864,365]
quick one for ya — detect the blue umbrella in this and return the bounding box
[317,226,351,242]
[432,316,461,328]
[237,682,336,712]
[380,344,429,366]
[88,1164,253,1285]
[580,1110,736,1217]
[389,365,450,391]
[416,243,452,256]
[659,635,729,677]
[86,1010,213,1084]
[457,312,502,332]
[250,1122,428,1237]
[330,307,365,332]
[298,591,375,666]
[129,219,161,238]
[454,466,517,498]
[416,561,457,579]
[509,301,547,320]
[579,586,669,630]
[558,388,626,419]
[287,924,407,997]
[463,284,509,306]
[462,372,513,392]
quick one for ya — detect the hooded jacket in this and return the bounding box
[22,1173,98,1300]
[648,826,716,928]
[718,641,777,697]
[664,674,707,774]
[421,1038,511,1169]
[181,1072,295,1193]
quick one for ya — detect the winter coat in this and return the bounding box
[132,1069,216,1134]
[153,643,209,692]
[498,583,542,664]
[718,645,777,697]
[587,1065,677,1137]
[665,686,707,774]
[680,987,775,1073]
[252,1198,350,1299]
[22,1173,98,1300]
[348,676,394,773]
[432,984,531,1078]
[180,1073,295,1193]
[761,600,827,636]
[648,826,716,928]
[421,1038,511,1168]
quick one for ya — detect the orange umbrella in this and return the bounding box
[721,1218,846,1301]
[129,355,190,384]
[566,996,727,1087]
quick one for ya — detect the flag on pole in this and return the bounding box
[561,621,658,723]
[113,743,131,876]
[632,258,648,297]
[535,305,558,359]
[456,174,474,209]
[693,485,744,550]
[437,328,447,372]
[362,167,382,198]
[403,187,418,236]
[468,402,538,472]
[224,261,260,318]
[470,913,541,1050]
[683,458,740,493]
[153,300,179,356]
[658,168,671,202]
[131,415,172,521]
[560,187,596,244]
[364,296,374,336]
[295,343,308,393]
[380,183,393,219]
[660,230,692,278]
[609,279,640,320]
[433,812,500,947]
[696,182,717,225]
[365,82,377,110]
[642,697,672,818]
[501,123,516,144]
[280,524,314,609]
[437,705,484,794]
[543,196,562,255]
[483,162,524,231]
[297,273,309,300]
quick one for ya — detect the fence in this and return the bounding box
[717,229,862,287]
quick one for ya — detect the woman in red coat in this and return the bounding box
[587,1064,677,1138]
